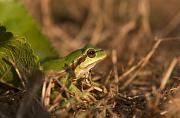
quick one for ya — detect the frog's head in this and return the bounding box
[81,44,107,67]
[74,44,107,78]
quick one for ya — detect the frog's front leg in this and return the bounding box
[84,70,107,94]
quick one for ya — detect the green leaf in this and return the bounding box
[0,0,58,61]
[0,26,40,89]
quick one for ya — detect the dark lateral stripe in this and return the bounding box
[70,54,87,70]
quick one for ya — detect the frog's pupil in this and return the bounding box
[87,49,96,58]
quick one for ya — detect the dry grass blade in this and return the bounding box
[138,0,151,34]
[160,58,178,90]
[140,38,161,67]
[155,58,178,106]
[119,38,161,80]
[159,12,180,37]
[120,38,161,89]
[41,78,47,104]
[7,58,26,88]
[112,49,118,83]
[107,49,119,96]
[43,79,53,107]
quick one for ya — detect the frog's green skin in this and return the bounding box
[42,44,107,79]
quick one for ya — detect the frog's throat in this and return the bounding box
[74,62,95,78]
[74,58,104,78]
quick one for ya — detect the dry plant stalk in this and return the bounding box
[160,58,178,90]
[110,49,119,96]
[41,78,53,107]
[155,58,178,106]
[159,12,180,37]
[119,38,162,90]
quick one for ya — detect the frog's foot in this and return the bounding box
[68,83,96,102]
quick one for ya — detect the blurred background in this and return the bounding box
[21,0,180,78]
[22,0,180,55]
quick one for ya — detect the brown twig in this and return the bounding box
[160,58,178,90]
[120,38,162,89]
[155,58,178,106]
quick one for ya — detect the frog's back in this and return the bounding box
[42,50,82,72]
[42,58,66,72]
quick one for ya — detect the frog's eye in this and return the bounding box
[87,49,96,58]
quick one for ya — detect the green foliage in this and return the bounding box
[0,26,40,88]
[0,0,58,61]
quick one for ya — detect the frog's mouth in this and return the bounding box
[83,57,105,72]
